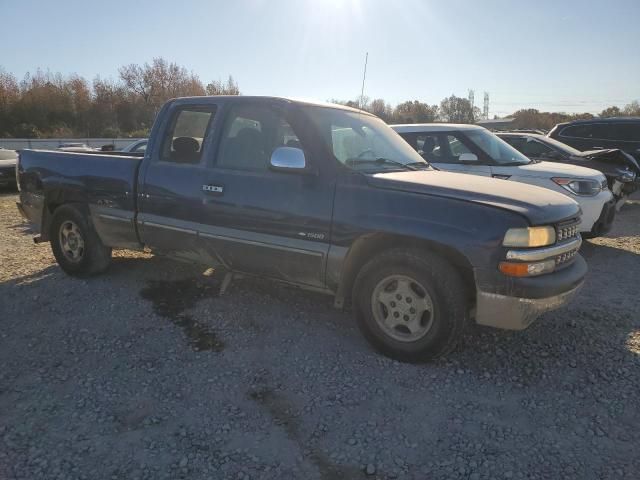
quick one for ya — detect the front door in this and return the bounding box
[138,103,218,263]
[198,101,335,288]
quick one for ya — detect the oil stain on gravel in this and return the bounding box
[139,278,224,352]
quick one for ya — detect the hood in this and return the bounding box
[367,170,580,225]
[574,149,640,175]
[511,161,605,180]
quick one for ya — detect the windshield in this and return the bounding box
[466,129,532,166]
[303,106,430,172]
[537,135,582,156]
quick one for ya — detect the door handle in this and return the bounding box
[202,184,224,194]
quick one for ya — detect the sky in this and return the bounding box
[1,0,639,116]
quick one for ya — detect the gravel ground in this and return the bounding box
[1,189,639,480]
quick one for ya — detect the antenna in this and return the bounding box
[359,52,369,110]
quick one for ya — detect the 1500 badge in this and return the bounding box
[298,232,325,240]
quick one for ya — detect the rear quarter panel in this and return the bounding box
[18,150,141,247]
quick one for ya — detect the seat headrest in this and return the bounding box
[421,136,436,153]
[235,128,262,144]
[173,136,200,155]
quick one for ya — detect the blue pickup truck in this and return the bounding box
[17,96,586,361]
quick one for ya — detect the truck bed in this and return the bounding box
[18,149,143,247]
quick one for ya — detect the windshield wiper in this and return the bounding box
[347,157,420,171]
[499,161,531,166]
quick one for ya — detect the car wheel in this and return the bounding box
[49,204,112,276]
[353,248,467,362]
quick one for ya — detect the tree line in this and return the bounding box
[0,58,239,138]
[0,58,638,138]
[337,97,640,131]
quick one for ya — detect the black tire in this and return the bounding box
[352,248,467,362]
[49,204,112,277]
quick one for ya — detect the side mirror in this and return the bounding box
[458,153,479,164]
[270,146,306,172]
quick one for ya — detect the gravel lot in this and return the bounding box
[1,189,639,480]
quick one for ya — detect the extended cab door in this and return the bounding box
[197,101,335,288]
[137,102,218,263]
[406,132,492,176]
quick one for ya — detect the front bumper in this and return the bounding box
[474,255,587,330]
[576,190,613,232]
[590,198,616,236]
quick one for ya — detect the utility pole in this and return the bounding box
[359,52,369,110]
[483,92,490,120]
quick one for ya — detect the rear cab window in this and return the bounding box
[161,106,216,163]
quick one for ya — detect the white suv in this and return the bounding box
[392,124,615,237]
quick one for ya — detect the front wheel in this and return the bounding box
[49,204,112,276]
[353,249,468,362]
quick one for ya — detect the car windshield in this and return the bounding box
[466,129,532,166]
[303,106,430,172]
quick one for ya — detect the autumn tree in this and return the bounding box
[0,69,19,136]
[392,100,438,124]
[206,75,240,96]
[623,100,640,116]
[600,106,621,118]
[438,95,476,123]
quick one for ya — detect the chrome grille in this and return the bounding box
[556,223,579,242]
[556,248,578,267]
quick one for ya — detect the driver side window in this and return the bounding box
[521,139,553,157]
[425,134,474,164]
[216,104,301,171]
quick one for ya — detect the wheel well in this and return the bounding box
[41,201,85,241]
[335,233,476,309]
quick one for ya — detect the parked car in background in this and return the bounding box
[57,143,97,153]
[498,132,639,209]
[0,148,18,189]
[16,96,587,362]
[392,124,615,237]
[548,117,640,161]
[121,139,148,153]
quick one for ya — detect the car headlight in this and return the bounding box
[552,177,602,196]
[619,170,636,183]
[503,226,556,247]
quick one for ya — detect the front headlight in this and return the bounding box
[503,226,556,247]
[619,170,636,183]
[552,177,602,196]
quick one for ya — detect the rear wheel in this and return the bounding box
[50,205,112,276]
[353,249,467,362]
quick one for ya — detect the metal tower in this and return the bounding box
[483,92,490,120]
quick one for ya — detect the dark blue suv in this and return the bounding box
[548,117,640,161]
